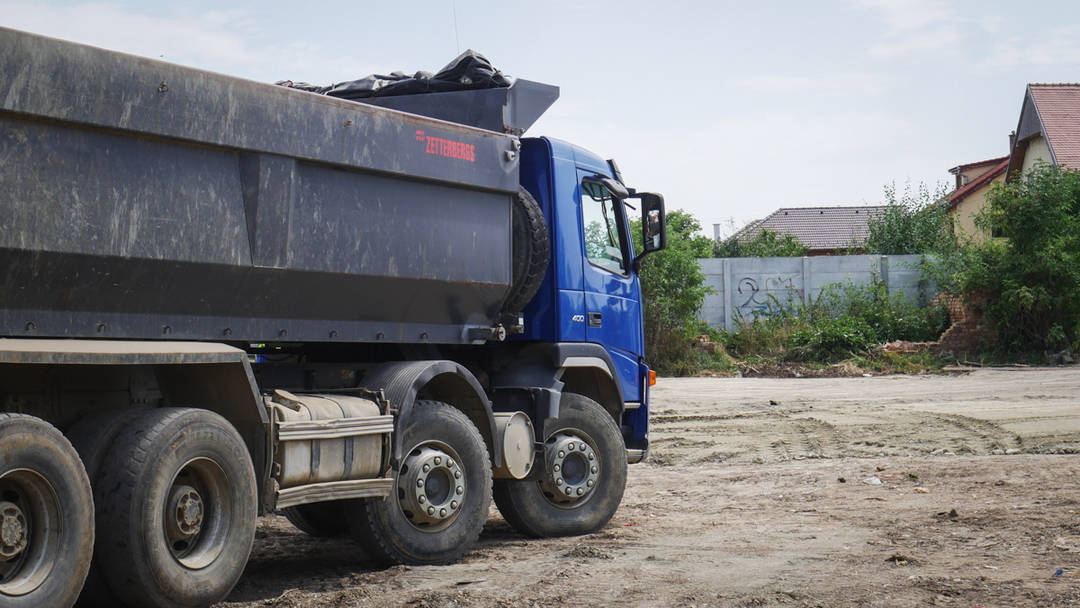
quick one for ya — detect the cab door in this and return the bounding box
[576,170,642,401]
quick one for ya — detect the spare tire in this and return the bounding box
[504,187,549,314]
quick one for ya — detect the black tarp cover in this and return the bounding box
[277,50,510,100]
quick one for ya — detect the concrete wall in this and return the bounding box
[699,254,930,331]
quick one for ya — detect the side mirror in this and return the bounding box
[633,193,666,272]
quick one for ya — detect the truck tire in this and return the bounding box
[346,400,491,566]
[66,409,145,608]
[283,501,349,537]
[93,408,257,608]
[0,413,94,608]
[503,187,549,314]
[493,393,626,538]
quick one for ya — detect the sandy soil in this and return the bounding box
[218,368,1080,607]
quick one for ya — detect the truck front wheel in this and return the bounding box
[0,414,94,608]
[493,393,627,538]
[346,400,491,565]
[94,408,257,608]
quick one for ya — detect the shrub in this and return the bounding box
[828,280,948,343]
[719,279,948,364]
[789,315,877,361]
[715,229,809,258]
[864,182,957,255]
[961,164,1080,352]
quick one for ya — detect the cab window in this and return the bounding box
[581,180,628,275]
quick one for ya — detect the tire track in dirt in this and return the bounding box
[920,412,1024,452]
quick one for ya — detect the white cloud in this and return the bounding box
[735,73,890,96]
[850,0,969,58]
[983,25,1080,69]
[850,0,954,31]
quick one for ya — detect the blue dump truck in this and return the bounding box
[0,28,666,607]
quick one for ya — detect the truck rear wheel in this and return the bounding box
[283,501,349,537]
[94,408,257,608]
[67,408,145,607]
[346,400,491,565]
[0,414,93,608]
[493,393,626,538]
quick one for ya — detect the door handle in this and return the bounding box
[588,312,603,327]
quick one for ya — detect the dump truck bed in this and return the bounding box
[0,27,524,344]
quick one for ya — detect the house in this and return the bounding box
[946,83,1080,240]
[945,155,1008,241]
[1007,83,1080,178]
[724,205,888,256]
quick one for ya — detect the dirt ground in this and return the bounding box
[218,368,1080,608]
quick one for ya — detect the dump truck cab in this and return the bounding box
[516,136,663,459]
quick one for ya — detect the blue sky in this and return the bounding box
[4,0,1079,235]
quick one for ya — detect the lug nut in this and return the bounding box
[577,488,584,495]
[417,478,424,487]
[565,488,572,495]
[580,443,587,451]
[434,456,441,465]
[418,495,426,504]
[456,486,463,495]
[439,508,447,517]
[454,470,461,479]
[423,464,430,472]
[591,466,598,474]
[588,453,594,460]
[553,464,561,472]
[447,459,454,467]
[451,501,458,509]
[558,451,565,458]
[568,443,575,451]
[587,480,594,487]
[556,478,563,486]
[427,506,435,516]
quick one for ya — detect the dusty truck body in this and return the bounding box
[0,27,667,608]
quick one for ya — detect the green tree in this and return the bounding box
[962,164,1080,352]
[865,182,957,255]
[729,229,809,257]
[631,210,715,372]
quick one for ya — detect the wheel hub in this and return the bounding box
[167,485,204,546]
[399,445,464,528]
[0,501,26,561]
[540,432,599,504]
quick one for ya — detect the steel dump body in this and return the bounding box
[0,28,523,344]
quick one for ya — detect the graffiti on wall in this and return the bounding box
[735,274,801,319]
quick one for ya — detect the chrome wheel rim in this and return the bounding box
[397,441,465,532]
[539,429,601,508]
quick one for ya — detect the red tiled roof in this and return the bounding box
[1029,84,1080,169]
[948,158,1008,208]
[948,156,1008,175]
[731,205,889,250]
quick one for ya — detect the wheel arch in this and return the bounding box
[360,360,500,469]
[492,342,624,428]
